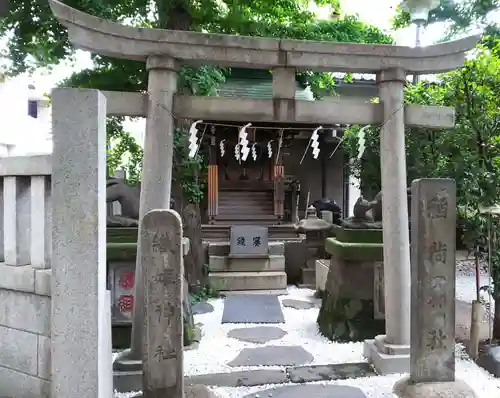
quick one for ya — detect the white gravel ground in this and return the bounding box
[183,286,363,376]
[115,258,500,398]
[456,258,495,317]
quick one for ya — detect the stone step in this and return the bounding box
[208,241,285,256]
[209,255,285,272]
[210,271,287,291]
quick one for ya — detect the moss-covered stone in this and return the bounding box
[325,238,383,261]
[107,242,137,261]
[107,227,138,243]
[184,325,195,346]
[317,293,385,342]
[331,226,383,244]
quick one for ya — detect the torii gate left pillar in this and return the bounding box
[130,56,178,360]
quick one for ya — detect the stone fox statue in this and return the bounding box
[106,178,175,227]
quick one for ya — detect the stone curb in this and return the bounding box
[113,362,375,393]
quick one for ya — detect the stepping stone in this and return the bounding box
[282,299,314,309]
[227,326,287,343]
[228,345,313,367]
[222,294,284,323]
[287,362,376,383]
[192,301,214,315]
[243,384,366,398]
[186,369,288,387]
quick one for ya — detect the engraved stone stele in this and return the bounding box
[141,209,183,398]
[230,225,269,256]
[394,178,477,398]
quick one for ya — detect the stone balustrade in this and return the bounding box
[0,154,52,268]
[0,154,52,396]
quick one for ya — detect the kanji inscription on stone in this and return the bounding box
[410,179,456,384]
[141,209,183,398]
[230,225,268,255]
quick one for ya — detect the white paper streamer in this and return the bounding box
[219,139,226,157]
[188,120,203,158]
[239,123,252,162]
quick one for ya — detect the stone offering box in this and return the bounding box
[317,225,385,342]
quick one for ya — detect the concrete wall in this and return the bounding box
[0,265,51,397]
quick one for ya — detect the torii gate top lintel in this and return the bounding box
[49,0,480,74]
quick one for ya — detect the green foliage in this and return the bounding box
[393,0,500,43]
[190,284,220,303]
[1,0,392,203]
[173,126,207,204]
[344,42,500,315]
[317,295,385,342]
[106,117,144,184]
[1,0,392,87]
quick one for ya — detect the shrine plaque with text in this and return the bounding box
[230,225,268,256]
[410,179,456,384]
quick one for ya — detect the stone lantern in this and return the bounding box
[295,206,333,288]
[400,0,441,82]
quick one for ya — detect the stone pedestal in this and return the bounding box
[394,376,477,398]
[317,227,385,342]
[364,68,411,374]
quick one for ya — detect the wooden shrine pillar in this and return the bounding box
[273,151,285,223]
[207,131,218,224]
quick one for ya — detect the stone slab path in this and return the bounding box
[185,362,376,387]
[193,301,215,315]
[221,294,285,323]
[228,345,314,366]
[227,326,287,343]
[282,298,315,309]
[242,384,366,398]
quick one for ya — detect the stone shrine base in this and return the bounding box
[394,376,478,398]
[363,335,410,375]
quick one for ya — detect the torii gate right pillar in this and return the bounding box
[364,68,411,374]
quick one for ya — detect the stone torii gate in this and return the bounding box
[49,0,479,375]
